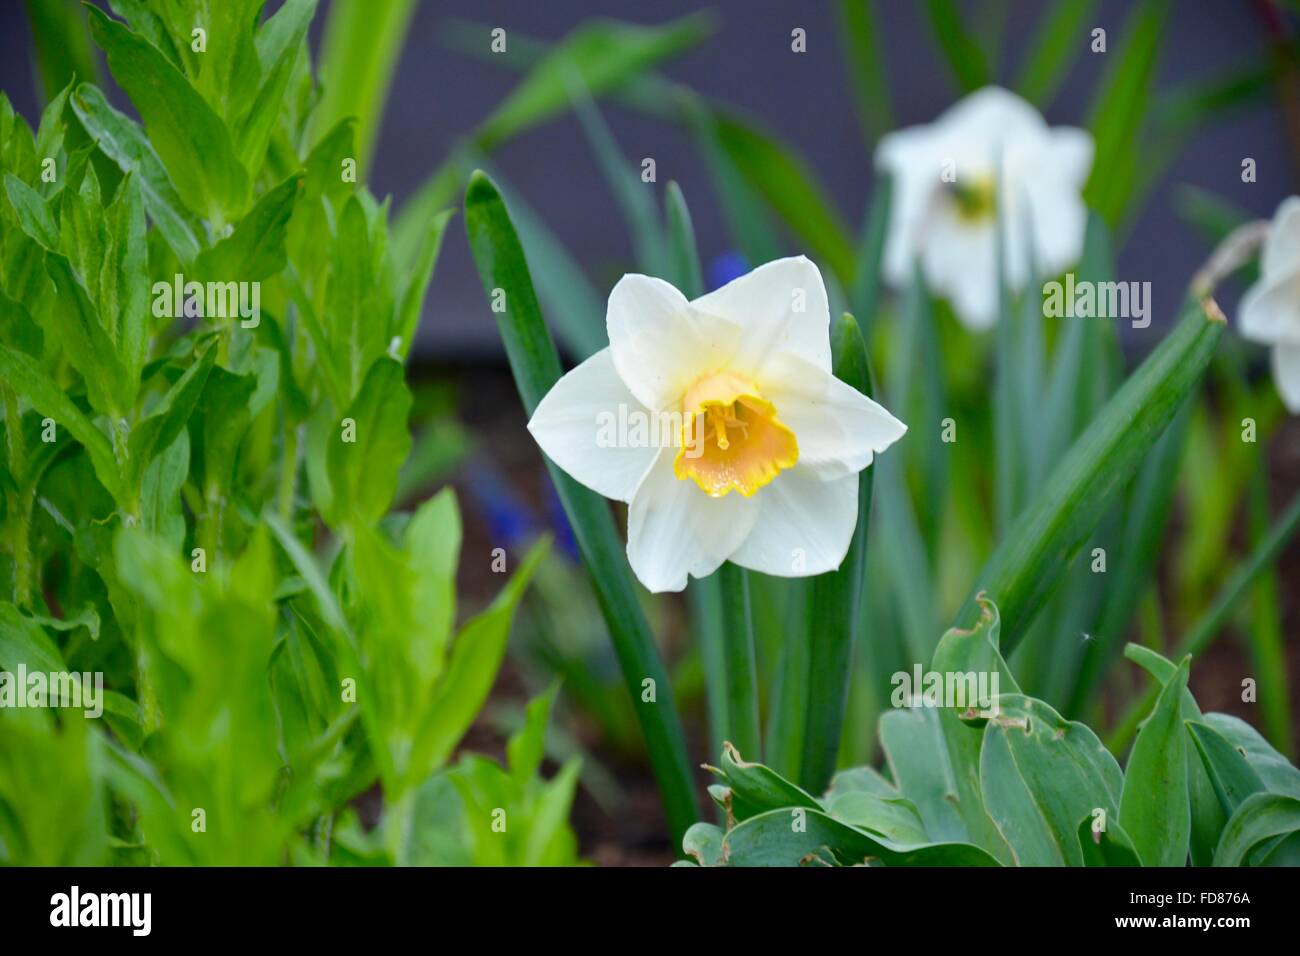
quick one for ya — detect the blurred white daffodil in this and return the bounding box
[1240,196,1300,412]
[527,257,906,593]
[875,86,1094,330]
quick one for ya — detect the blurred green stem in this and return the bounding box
[717,561,761,761]
[1108,486,1300,752]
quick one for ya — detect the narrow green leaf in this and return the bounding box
[955,296,1224,652]
[463,169,698,845]
[1082,0,1170,226]
[21,0,101,103]
[922,0,990,93]
[711,113,856,285]
[312,0,416,174]
[664,181,703,299]
[1015,1,1098,108]
[833,0,894,142]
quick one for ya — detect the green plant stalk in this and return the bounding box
[955,295,1225,652]
[277,422,301,520]
[1247,470,1292,756]
[799,313,876,795]
[1108,485,1300,752]
[463,170,699,845]
[717,561,761,761]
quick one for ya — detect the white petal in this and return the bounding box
[763,353,907,479]
[1239,271,1300,346]
[527,348,661,503]
[1261,196,1300,279]
[606,273,741,412]
[1272,343,1300,414]
[692,256,833,376]
[875,123,946,288]
[940,87,1049,145]
[625,451,759,593]
[921,217,1000,330]
[730,468,859,577]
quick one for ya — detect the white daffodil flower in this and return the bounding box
[875,86,1094,330]
[527,257,907,593]
[1239,196,1300,413]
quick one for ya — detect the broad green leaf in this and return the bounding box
[1212,793,1300,867]
[87,6,250,222]
[682,821,726,866]
[956,296,1224,651]
[980,694,1124,866]
[126,341,217,495]
[1120,643,1227,866]
[193,173,303,282]
[69,83,203,265]
[507,682,561,787]
[878,706,970,844]
[394,209,454,361]
[463,169,698,845]
[1120,656,1191,867]
[1077,815,1141,867]
[327,357,412,527]
[236,0,318,173]
[709,742,821,823]
[826,791,929,845]
[723,806,1001,867]
[413,539,548,777]
[191,365,257,495]
[4,174,59,249]
[1188,720,1266,818]
[0,344,120,501]
[403,488,461,678]
[1204,713,1300,800]
[0,601,68,672]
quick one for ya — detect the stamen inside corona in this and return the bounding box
[674,371,798,497]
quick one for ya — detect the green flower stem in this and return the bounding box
[799,314,876,794]
[717,560,761,762]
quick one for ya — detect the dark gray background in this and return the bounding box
[1,1,1292,358]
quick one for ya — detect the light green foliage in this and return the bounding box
[0,1,573,867]
[686,599,1300,867]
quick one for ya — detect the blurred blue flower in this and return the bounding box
[707,251,749,291]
